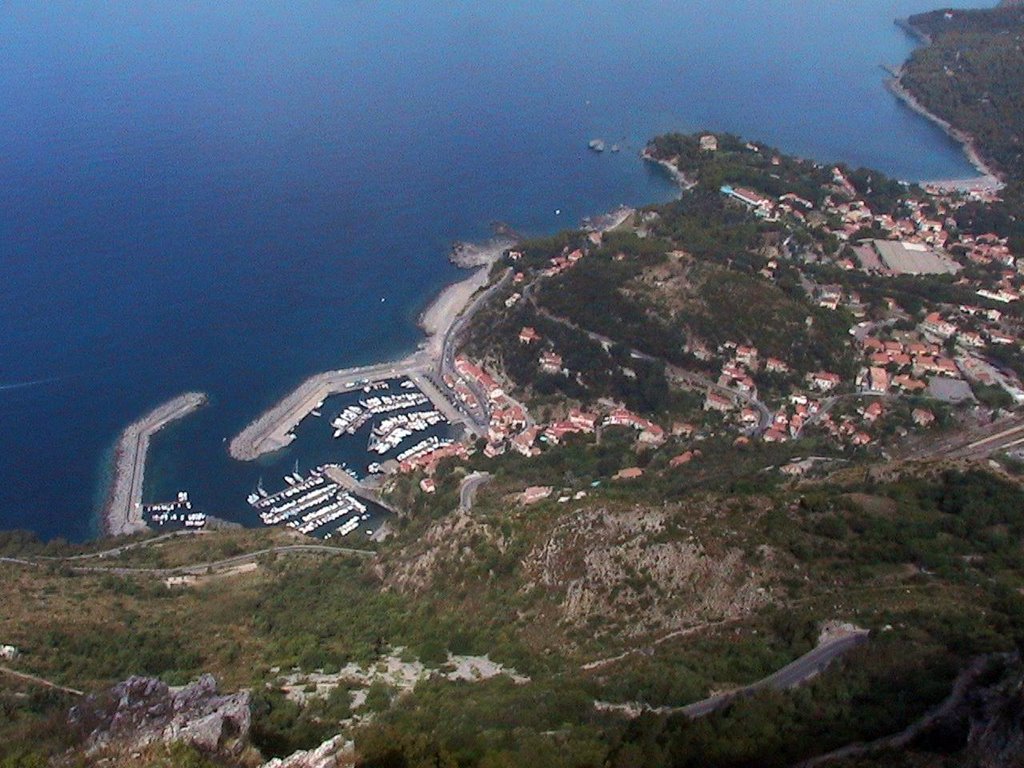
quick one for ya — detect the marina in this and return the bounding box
[102,392,208,537]
[238,375,459,538]
[248,466,377,540]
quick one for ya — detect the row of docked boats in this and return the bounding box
[367,409,444,454]
[396,435,453,463]
[332,405,371,437]
[246,466,371,538]
[144,491,207,529]
[360,391,428,414]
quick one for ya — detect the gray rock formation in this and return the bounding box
[260,735,353,768]
[68,673,251,757]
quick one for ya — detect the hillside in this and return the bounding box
[6,461,1024,766]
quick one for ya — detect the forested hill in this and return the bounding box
[902,6,1024,184]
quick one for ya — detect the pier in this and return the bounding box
[103,392,208,537]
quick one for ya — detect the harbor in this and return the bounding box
[143,492,207,530]
[238,374,462,539]
[97,235,506,542]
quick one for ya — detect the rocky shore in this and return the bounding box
[641,147,697,192]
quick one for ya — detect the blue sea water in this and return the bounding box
[0,1,981,540]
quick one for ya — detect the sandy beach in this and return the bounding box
[229,241,511,462]
[418,265,493,358]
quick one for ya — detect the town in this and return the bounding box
[393,131,1024,492]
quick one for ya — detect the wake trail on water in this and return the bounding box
[0,376,61,393]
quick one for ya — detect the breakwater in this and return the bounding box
[103,392,208,537]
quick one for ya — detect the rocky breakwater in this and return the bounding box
[103,392,208,537]
[68,674,253,759]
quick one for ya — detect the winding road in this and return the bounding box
[459,472,492,511]
[595,631,869,719]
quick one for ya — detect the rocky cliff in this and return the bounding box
[67,674,253,759]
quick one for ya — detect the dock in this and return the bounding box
[103,392,208,537]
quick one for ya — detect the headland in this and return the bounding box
[103,392,208,537]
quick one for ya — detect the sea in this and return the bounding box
[0,1,982,541]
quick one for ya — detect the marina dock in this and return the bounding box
[103,392,208,537]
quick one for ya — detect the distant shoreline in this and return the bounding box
[93,13,998,540]
[887,19,1004,192]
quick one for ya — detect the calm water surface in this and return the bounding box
[0,1,980,539]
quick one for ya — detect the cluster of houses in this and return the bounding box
[400,441,469,477]
[405,145,1024,497]
[852,303,1024,405]
[450,352,678,461]
[518,326,565,375]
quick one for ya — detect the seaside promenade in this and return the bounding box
[104,392,208,537]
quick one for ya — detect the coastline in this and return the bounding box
[640,148,697,193]
[228,203,643,465]
[102,392,208,537]
[228,242,509,463]
[885,22,1003,192]
[886,72,1002,190]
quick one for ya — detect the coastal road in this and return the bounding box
[38,530,204,561]
[459,472,491,511]
[436,268,514,433]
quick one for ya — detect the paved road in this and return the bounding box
[679,632,869,717]
[437,268,514,433]
[35,530,204,562]
[1,543,372,577]
[596,632,869,719]
[459,472,491,511]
